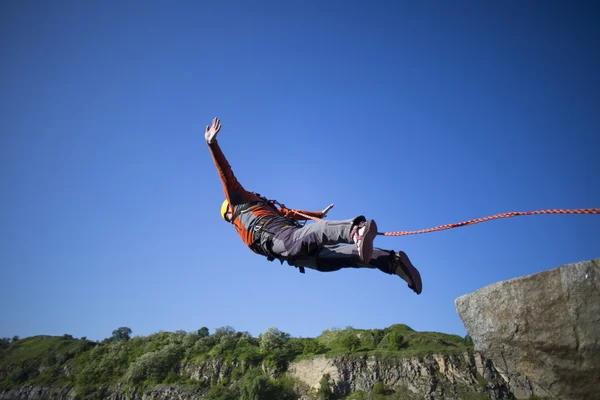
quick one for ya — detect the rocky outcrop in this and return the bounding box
[184,357,239,386]
[455,258,600,400]
[107,385,206,400]
[0,386,76,400]
[288,352,513,399]
[0,385,206,400]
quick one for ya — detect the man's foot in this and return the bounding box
[392,251,422,295]
[351,219,378,263]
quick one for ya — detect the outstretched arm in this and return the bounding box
[205,117,247,206]
[279,203,335,221]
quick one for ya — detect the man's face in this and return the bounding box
[225,208,233,222]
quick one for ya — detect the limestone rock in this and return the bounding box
[455,258,600,400]
[287,353,512,399]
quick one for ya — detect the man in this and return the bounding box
[205,117,422,294]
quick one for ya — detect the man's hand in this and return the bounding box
[205,117,221,144]
[321,203,334,218]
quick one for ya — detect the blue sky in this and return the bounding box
[1,0,598,342]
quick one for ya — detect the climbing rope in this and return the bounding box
[289,208,600,236]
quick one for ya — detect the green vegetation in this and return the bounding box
[0,324,474,399]
[318,324,472,358]
[341,384,422,399]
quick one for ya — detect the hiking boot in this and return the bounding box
[392,251,422,295]
[350,219,378,263]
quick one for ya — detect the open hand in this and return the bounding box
[322,203,334,218]
[205,117,221,144]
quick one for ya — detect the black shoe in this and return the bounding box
[393,251,422,295]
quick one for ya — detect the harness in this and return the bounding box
[251,216,306,274]
[231,192,307,274]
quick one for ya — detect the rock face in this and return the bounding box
[0,385,206,400]
[0,386,76,400]
[287,353,513,399]
[455,258,600,400]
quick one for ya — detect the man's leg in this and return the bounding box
[270,217,378,262]
[287,245,392,274]
[285,244,423,294]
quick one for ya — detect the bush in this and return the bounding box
[377,332,404,351]
[302,339,328,355]
[183,333,200,348]
[163,370,179,384]
[8,366,29,384]
[187,335,218,358]
[43,348,57,366]
[125,344,183,384]
[318,373,334,400]
[372,382,385,395]
[206,382,239,400]
[238,369,297,400]
[259,327,290,352]
[76,341,130,386]
[209,335,238,357]
[340,333,360,352]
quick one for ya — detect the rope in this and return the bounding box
[289,208,600,237]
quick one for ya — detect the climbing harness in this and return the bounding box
[250,192,308,226]
[287,208,600,236]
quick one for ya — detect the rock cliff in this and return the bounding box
[1,352,511,400]
[455,258,600,400]
[287,352,512,399]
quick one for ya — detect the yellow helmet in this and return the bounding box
[220,199,229,221]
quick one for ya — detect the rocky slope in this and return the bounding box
[1,352,511,400]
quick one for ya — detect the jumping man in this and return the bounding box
[205,117,422,294]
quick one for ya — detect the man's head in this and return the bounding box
[221,199,233,222]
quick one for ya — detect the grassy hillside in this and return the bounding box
[0,325,473,399]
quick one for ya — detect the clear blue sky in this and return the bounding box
[1,0,599,342]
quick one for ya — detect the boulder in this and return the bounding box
[455,258,600,399]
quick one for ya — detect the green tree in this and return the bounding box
[318,373,335,400]
[198,327,210,337]
[340,332,360,352]
[111,327,132,341]
[259,327,290,351]
[214,326,236,338]
[12,335,20,343]
[0,337,10,349]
